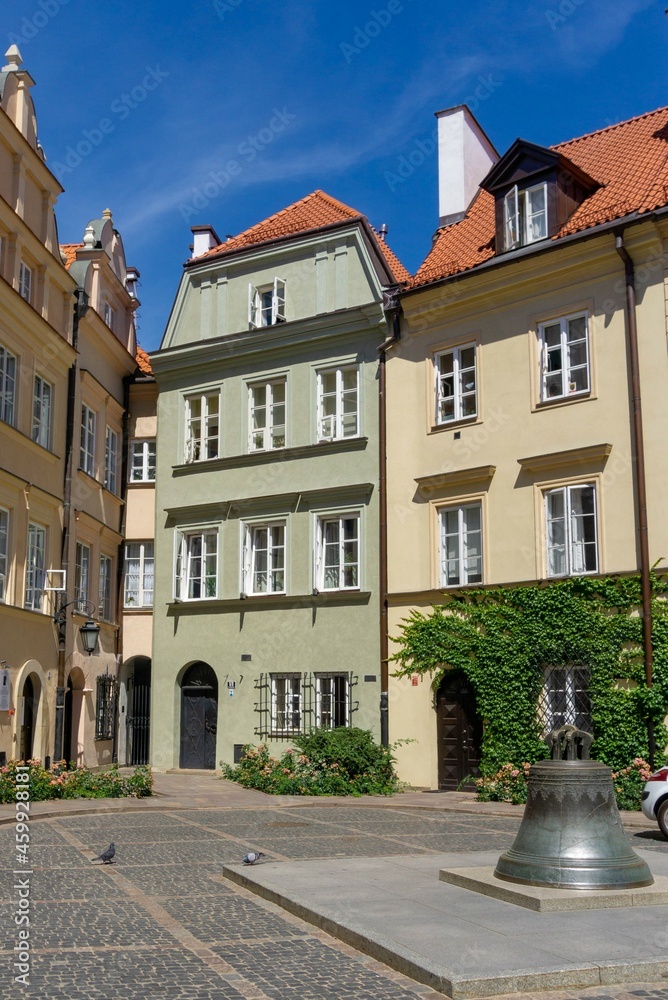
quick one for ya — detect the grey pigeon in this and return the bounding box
[242,851,265,866]
[92,842,115,864]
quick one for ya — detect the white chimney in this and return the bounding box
[436,105,498,227]
[191,225,221,258]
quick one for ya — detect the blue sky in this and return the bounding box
[4,0,666,351]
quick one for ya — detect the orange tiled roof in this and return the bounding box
[413,106,668,288]
[135,346,153,375]
[60,243,83,269]
[195,189,409,284]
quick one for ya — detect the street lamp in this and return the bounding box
[53,597,101,656]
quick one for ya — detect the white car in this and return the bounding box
[641,766,668,836]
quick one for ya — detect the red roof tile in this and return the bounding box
[414,105,668,288]
[135,346,153,375]
[60,243,83,269]
[194,189,409,284]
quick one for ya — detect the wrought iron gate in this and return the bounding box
[126,659,151,766]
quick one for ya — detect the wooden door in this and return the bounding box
[436,672,482,790]
[180,688,217,769]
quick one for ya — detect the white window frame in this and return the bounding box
[317,365,359,442]
[315,673,350,728]
[32,374,52,449]
[99,554,113,621]
[19,262,32,302]
[174,529,218,601]
[0,345,16,425]
[103,302,116,331]
[439,502,483,587]
[248,378,287,452]
[129,439,156,482]
[0,508,8,603]
[315,513,360,592]
[184,391,220,462]
[434,343,477,425]
[74,542,90,613]
[270,673,301,734]
[25,523,46,612]
[124,541,154,608]
[104,427,119,494]
[80,404,96,477]
[503,182,548,250]
[243,521,286,595]
[538,312,590,402]
[248,277,286,328]
[545,483,598,578]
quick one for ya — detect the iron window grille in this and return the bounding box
[95,674,117,740]
[538,665,592,737]
[254,672,358,738]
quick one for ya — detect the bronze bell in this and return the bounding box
[494,725,653,890]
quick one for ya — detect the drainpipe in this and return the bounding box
[614,232,655,768]
[378,291,401,746]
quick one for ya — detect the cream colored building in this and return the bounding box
[0,45,142,767]
[386,105,668,789]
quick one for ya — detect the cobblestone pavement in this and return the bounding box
[1,805,667,999]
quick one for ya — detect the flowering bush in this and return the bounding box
[611,757,652,812]
[475,757,652,811]
[475,762,532,804]
[221,728,402,796]
[0,760,153,803]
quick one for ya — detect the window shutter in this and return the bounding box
[175,532,185,600]
[248,283,260,328]
[272,277,286,323]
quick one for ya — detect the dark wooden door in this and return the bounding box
[20,676,35,761]
[180,688,217,769]
[436,673,482,789]
[126,659,151,766]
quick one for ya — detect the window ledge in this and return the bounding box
[430,416,479,434]
[518,443,611,473]
[171,437,368,474]
[122,605,154,613]
[534,391,593,411]
[167,591,371,613]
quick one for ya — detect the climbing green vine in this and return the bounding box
[391,575,668,775]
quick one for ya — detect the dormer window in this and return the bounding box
[481,139,599,259]
[503,182,547,250]
[249,278,286,328]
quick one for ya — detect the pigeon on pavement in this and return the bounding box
[242,851,265,865]
[92,842,116,864]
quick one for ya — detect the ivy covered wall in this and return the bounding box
[392,575,668,774]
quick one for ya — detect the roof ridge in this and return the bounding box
[553,105,668,150]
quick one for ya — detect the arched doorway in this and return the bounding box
[19,675,39,761]
[436,672,482,790]
[126,657,151,765]
[63,677,74,764]
[180,662,218,769]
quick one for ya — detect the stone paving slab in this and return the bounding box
[223,849,668,999]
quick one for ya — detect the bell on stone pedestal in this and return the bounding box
[494,725,653,890]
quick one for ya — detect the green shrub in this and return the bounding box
[221,728,401,796]
[611,757,652,811]
[0,759,154,803]
[475,757,653,811]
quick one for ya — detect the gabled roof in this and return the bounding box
[413,105,668,289]
[192,189,410,284]
[135,346,153,375]
[60,243,83,269]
